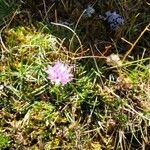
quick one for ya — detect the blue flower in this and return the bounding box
[105,11,124,30]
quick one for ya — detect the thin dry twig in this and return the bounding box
[123,23,150,62]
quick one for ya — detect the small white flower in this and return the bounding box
[106,54,122,66]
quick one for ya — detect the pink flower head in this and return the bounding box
[46,61,73,85]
